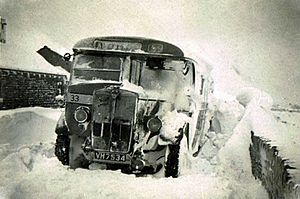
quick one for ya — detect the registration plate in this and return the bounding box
[95,152,126,162]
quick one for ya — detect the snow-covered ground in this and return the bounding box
[0,57,299,199]
[0,88,289,199]
[0,104,265,199]
[0,67,299,199]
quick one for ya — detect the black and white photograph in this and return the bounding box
[0,0,299,198]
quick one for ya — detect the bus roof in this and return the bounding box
[73,36,184,58]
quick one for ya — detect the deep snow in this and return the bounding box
[0,65,299,198]
[0,102,266,198]
[1,82,299,199]
[0,60,299,199]
[0,90,280,199]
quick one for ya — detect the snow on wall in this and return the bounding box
[237,90,300,184]
[250,133,300,199]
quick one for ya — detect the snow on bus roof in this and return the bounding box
[73,36,184,57]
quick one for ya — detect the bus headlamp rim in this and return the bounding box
[74,106,90,123]
[147,117,162,132]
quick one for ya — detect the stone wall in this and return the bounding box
[250,131,300,199]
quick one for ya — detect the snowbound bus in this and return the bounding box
[41,37,210,177]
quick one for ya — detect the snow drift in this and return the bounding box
[0,88,276,199]
[1,59,298,199]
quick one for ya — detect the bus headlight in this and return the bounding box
[74,106,90,123]
[147,117,162,132]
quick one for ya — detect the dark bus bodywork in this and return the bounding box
[42,37,210,177]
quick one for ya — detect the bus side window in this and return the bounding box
[200,75,205,95]
[122,56,130,81]
[0,17,7,43]
[182,61,196,88]
[130,59,142,85]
